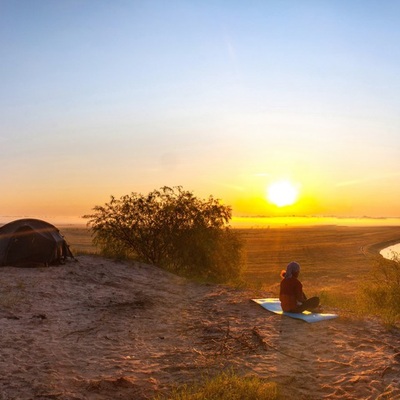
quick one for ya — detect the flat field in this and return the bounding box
[62,224,400,298]
[238,225,400,297]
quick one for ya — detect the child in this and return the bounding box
[279,261,320,313]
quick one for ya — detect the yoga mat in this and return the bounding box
[252,298,338,323]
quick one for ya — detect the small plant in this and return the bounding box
[155,369,279,400]
[359,252,400,326]
[318,291,354,312]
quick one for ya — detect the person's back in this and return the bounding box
[279,261,320,313]
[279,275,303,312]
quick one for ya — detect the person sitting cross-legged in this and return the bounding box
[279,261,320,313]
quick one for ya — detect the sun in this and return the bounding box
[266,180,299,207]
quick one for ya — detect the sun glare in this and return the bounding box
[267,180,299,207]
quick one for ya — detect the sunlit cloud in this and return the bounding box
[336,172,400,187]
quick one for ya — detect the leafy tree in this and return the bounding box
[83,186,243,282]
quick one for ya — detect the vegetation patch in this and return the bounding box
[155,369,279,400]
[359,253,400,327]
[84,186,244,283]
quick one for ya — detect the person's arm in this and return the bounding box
[295,281,305,303]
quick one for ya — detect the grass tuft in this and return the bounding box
[155,369,279,400]
[357,253,400,327]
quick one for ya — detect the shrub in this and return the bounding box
[359,252,400,326]
[83,186,243,282]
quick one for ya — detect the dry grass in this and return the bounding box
[60,224,400,312]
[155,369,279,400]
[60,226,98,255]
[238,225,400,298]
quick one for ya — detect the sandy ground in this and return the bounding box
[0,255,400,399]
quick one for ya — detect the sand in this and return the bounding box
[0,255,399,399]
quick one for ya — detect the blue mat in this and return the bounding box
[252,298,338,323]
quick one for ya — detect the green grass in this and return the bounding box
[154,370,279,400]
[357,254,400,327]
[318,254,400,327]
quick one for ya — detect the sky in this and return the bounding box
[1,0,400,224]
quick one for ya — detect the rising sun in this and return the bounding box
[267,180,299,207]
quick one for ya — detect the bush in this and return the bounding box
[155,369,279,400]
[360,252,400,326]
[83,186,244,282]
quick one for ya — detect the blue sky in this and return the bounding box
[1,1,400,221]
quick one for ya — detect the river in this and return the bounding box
[380,243,400,260]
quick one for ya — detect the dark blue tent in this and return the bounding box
[0,219,73,266]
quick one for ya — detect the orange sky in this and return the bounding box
[1,2,400,224]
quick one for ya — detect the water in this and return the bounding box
[380,243,400,260]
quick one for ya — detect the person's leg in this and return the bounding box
[293,297,320,313]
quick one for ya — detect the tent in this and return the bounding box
[0,219,74,266]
